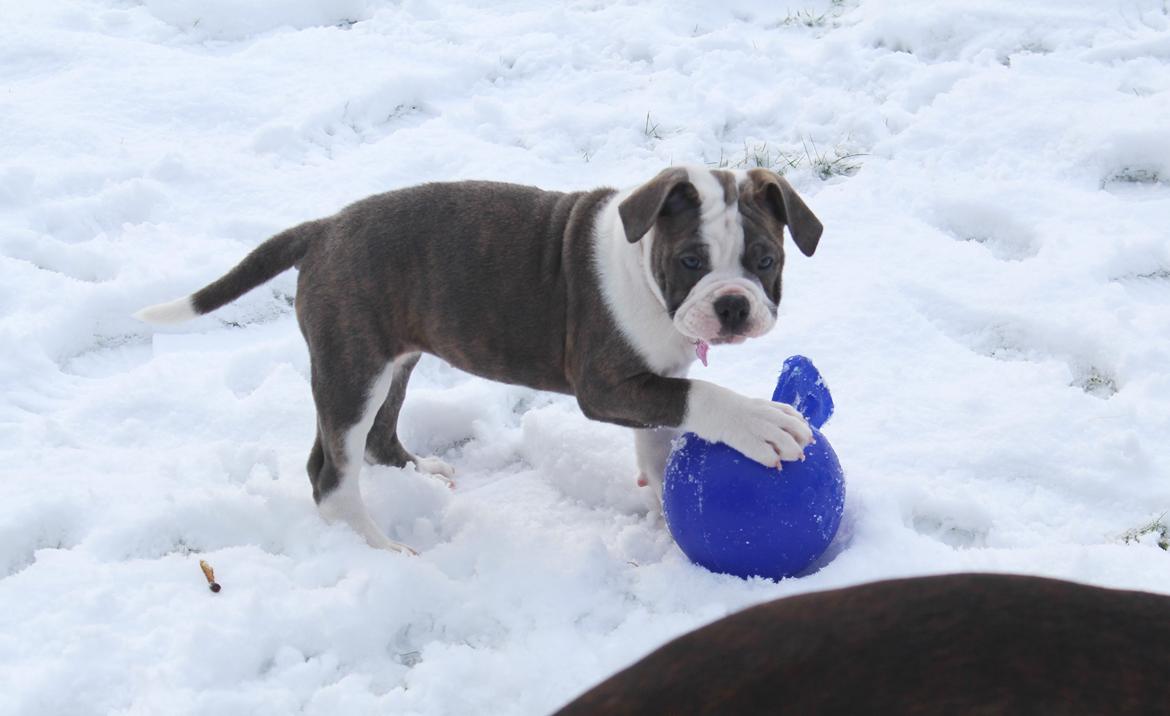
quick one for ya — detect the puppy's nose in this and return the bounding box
[713,294,750,333]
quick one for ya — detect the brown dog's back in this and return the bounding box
[556,573,1170,715]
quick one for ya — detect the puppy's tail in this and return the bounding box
[134,219,325,324]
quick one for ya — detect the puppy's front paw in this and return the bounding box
[724,397,812,467]
[685,382,813,468]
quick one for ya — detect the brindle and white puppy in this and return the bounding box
[136,166,823,553]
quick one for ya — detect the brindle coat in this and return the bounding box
[138,167,823,549]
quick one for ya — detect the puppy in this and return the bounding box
[555,573,1170,715]
[136,167,823,552]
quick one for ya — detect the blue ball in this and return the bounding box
[663,356,846,580]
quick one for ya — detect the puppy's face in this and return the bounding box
[619,167,823,346]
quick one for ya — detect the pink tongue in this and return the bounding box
[695,340,709,367]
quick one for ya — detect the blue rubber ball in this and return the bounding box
[663,356,846,581]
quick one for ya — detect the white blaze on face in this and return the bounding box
[672,168,777,344]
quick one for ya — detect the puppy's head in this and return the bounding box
[618,167,822,346]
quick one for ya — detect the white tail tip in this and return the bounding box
[134,296,198,325]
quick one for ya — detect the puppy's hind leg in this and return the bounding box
[310,361,416,554]
[365,352,455,488]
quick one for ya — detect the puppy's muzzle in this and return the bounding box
[674,275,776,344]
[713,294,750,334]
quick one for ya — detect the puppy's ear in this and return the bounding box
[748,168,823,257]
[618,168,699,243]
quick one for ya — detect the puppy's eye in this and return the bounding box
[680,255,703,270]
[757,256,775,270]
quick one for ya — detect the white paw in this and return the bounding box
[411,456,456,488]
[685,382,813,468]
[319,498,419,555]
[724,397,812,467]
[376,537,419,556]
[354,515,418,555]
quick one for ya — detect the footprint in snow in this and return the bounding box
[909,292,1120,399]
[929,198,1039,261]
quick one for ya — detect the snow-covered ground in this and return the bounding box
[3,0,1169,713]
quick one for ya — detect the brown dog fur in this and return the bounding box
[555,573,1170,715]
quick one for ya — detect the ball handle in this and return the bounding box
[772,355,834,430]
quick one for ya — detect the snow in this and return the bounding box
[2,0,1169,713]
